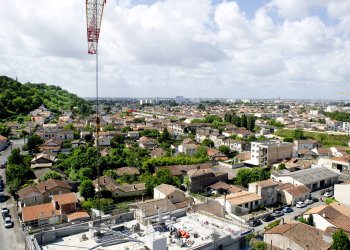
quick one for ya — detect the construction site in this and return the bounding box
[27,211,251,250]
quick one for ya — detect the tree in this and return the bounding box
[235,167,270,188]
[332,229,350,250]
[26,134,44,150]
[79,167,94,181]
[241,114,248,129]
[277,163,286,170]
[201,138,214,147]
[40,171,62,181]
[184,176,191,192]
[158,128,172,144]
[110,134,125,149]
[0,124,11,137]
[103,124,115,131]
[197,103,205,110]
[218,145,230,156]
[292,129,304,140]
[79,180,95,200]
[307,214,314,226]
[250,241,267,250]
[247,115,256,132]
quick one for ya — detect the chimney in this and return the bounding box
[197,166,200,170]
[44,186,47,192]
[133,185,136,190]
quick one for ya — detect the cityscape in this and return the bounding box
[1,1,350,250]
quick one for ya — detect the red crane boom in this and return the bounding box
[86,0,106,54]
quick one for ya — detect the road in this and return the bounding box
[253,200,324,233]
[0,139,26,250]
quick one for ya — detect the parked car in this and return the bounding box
[296,201,306,208]
[304,199,313,205]
[262,214,275,222]
[323,192,333,198]
[282,207,294,213]
[0,160,7,169]
[1,207,9,215]
[271,210,284,217]
[248,219,262,227]
[2,212,10,219]
[4,217,13,228]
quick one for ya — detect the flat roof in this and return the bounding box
[41,213,250,250]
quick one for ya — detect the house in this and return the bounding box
[155,163,213,180]
[22,202,62,228]
[150,147,166,158]
[30,152,56,169]
[195,127,212,143]
[207,181,243,195]
[52,192,78,214]
[187,168,228,193]
[334,181,350,206]
[22,192,79,228]
[93,176,146,198]
[178,141,199,156]
[115,167,140,177]
[217,191,262,216]
[264,222,331,250]
[42,123,74,140]
[271,167,339,192]
[277,184,311,205]
[311,148,332,157]
[207,148,229,161]
[247,141,293,167]
[248,180,278,206]
[138,136,157,150]
[294,139,321,151]
[18,179,71,207]
[302,202,350,235]
[127,131,139,139]
[39,138,62,153]
[224,139,249,153]
[33,168,65,181]
[154,184,186,204]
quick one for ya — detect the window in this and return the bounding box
[34,197,37,203]
[59,191,62,195]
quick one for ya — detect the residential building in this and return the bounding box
[248,141,293,167]
[178,143,199,156]
[187,168,228,193]
[155,163,213,180]
[264,222,331,250]
[115,167,140,177]
[42,123,74,140]
[248,179,278,206]
[154,184,186,204]
[294,139,321,151]
[223,139,249,153]
[217,191,262,216]
[277,184,311,205]
[18,179,71,207]
[38,138,62,153]
[138,136,157,150]
[271,167,339,192]
[30,152,56,169]
[303,202,350,235]
[22,192,79,228]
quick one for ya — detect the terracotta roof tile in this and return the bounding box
[22,203,61,222]
[52,192,78,205]
[66,211,90,222]
[37,179,71,193]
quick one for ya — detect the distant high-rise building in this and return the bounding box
[175,96,184,104]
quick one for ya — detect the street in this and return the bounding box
[0,139,26,250]
[254,200,325,233]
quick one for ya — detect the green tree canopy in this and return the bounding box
[201,138,214,147]
[79,180,95,200]
[0,124,11,137]
[332,229,350,250]
[26,134,44,151]
[235,167,271,188]
[40,171,62,181]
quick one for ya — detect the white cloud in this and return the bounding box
[0,0,350,99]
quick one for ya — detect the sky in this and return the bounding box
[1,0,350,99]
